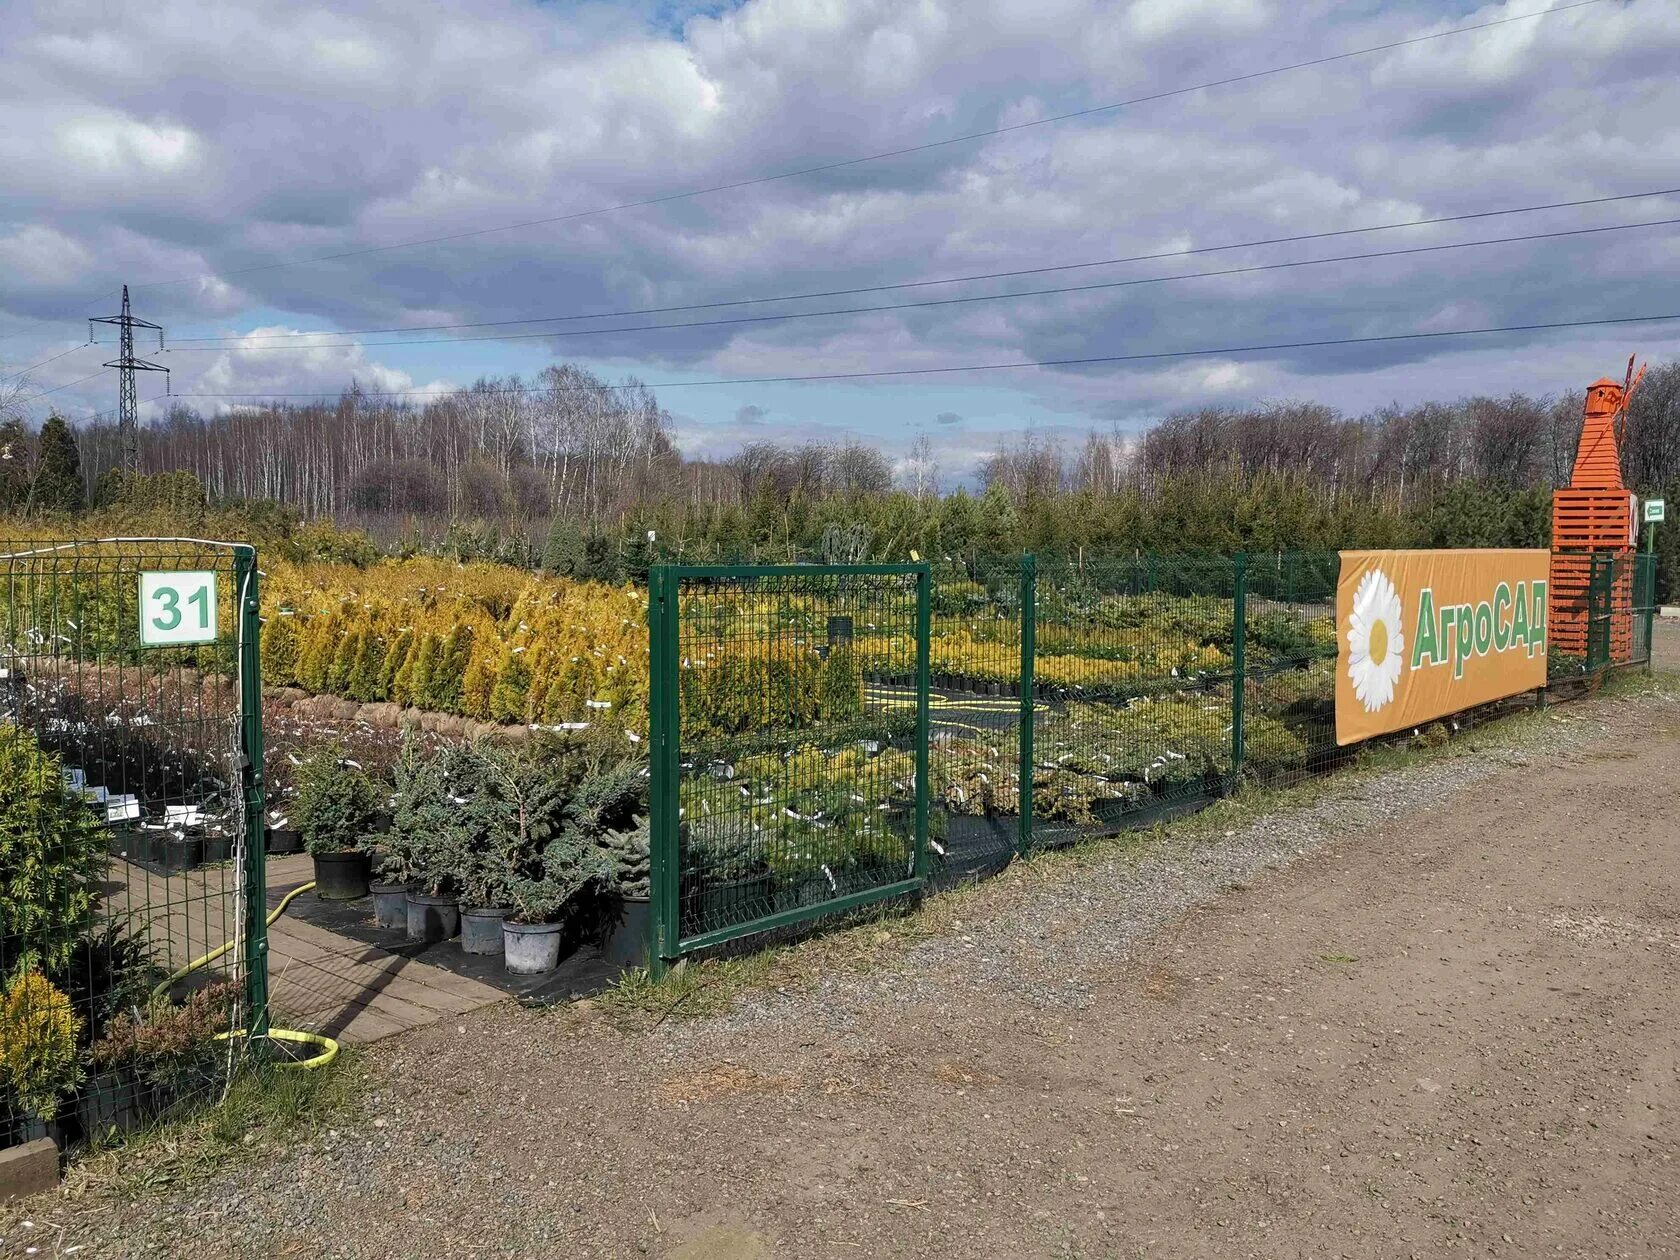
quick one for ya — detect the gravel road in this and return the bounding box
[10,661,1680,1259]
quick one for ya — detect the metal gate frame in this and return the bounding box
[647,563,929,973]
[0,537,268,1138]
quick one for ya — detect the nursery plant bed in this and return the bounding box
[273,880,622,1006]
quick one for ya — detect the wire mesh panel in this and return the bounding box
[649,564,928,959]
[0,539,263,1148]
[923,556,1030,884]
[1024,554,1247,845]
[1631,551,1658,668]
[1239,551,1342,790]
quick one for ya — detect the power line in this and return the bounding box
[144,217,1680,354]
[160,186,1680,345]
[15,369,112,405]
[1,342,96,381]
[147,312,1680,401]
[109,0,1610,299]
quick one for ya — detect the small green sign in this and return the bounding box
[139,571,218,646]
[1645,499,1666,523]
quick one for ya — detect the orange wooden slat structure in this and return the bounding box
[1550,368,1641,660]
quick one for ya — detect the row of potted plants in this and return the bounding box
[289,738,646,975]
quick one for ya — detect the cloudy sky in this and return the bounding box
[3,0,1678,483]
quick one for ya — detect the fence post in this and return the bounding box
[1230,553,1247,793]
[1017,554,1036,858]
[1642,551,1657,673]
[647,565,678,977]
[234,545,270,1050]
[914,564,932,882]
[1587,551,1610,675]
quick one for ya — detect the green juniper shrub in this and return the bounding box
[0,725,106,978]
[292,745,381,857]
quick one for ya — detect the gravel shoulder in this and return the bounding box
[11,666,1680,1259]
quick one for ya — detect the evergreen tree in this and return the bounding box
[541,518,587,577]
[32,414,84,513]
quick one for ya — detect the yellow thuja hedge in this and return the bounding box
[261,558,649,731]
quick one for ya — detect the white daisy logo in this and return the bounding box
[1346,568,1405,713]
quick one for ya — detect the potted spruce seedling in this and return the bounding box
[472,744,608,974]
[293,745,379,900]
[455,744,562,960]
[383,739,469,941]
[598,817,651,968]
[554,762,652,965]
[450,743,532,956]
[501,826,611,975]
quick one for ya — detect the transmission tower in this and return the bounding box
[90,285,168,472]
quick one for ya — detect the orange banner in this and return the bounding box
[1335,549,1549,745]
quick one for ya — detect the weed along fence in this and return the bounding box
[642,545,1656,974]
[0,539,268,1158]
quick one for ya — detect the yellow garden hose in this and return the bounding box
[155,879,341,1071]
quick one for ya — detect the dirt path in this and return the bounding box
[18,677,1680,1259]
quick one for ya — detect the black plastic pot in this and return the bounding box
[406,892,459,942]
[202,834,234,865]
[312,851,370,901]
[460,905,508,956]
[602,896,650,969]
[266,826,303,856]
[369,882,408,931]
[153,835,204,874]
[943,812,1017,859]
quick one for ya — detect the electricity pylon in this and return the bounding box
[90,286,168,472]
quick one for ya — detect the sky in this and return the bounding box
[3,0,1679,486]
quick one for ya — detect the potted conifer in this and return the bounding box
[384,739,469,941]
[293,746,379,900]
[502,828,610,975]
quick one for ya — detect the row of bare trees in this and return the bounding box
[71,366,682,523]
[980,363,1680,503]
[51,357,1680,522]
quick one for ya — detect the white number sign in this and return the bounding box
[139,571,218,646]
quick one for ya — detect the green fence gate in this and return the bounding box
[0,539,267,1144]
[647,564,930,971]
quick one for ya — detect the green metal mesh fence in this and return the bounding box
[647,548,1654,968]
[651,565,928,957]
[0,539,264,1146]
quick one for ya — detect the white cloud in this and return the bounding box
[191,328,451,413]
[1,0,1678,446]
[57,115,199,175]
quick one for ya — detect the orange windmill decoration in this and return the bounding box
[1549,356,1645,661]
